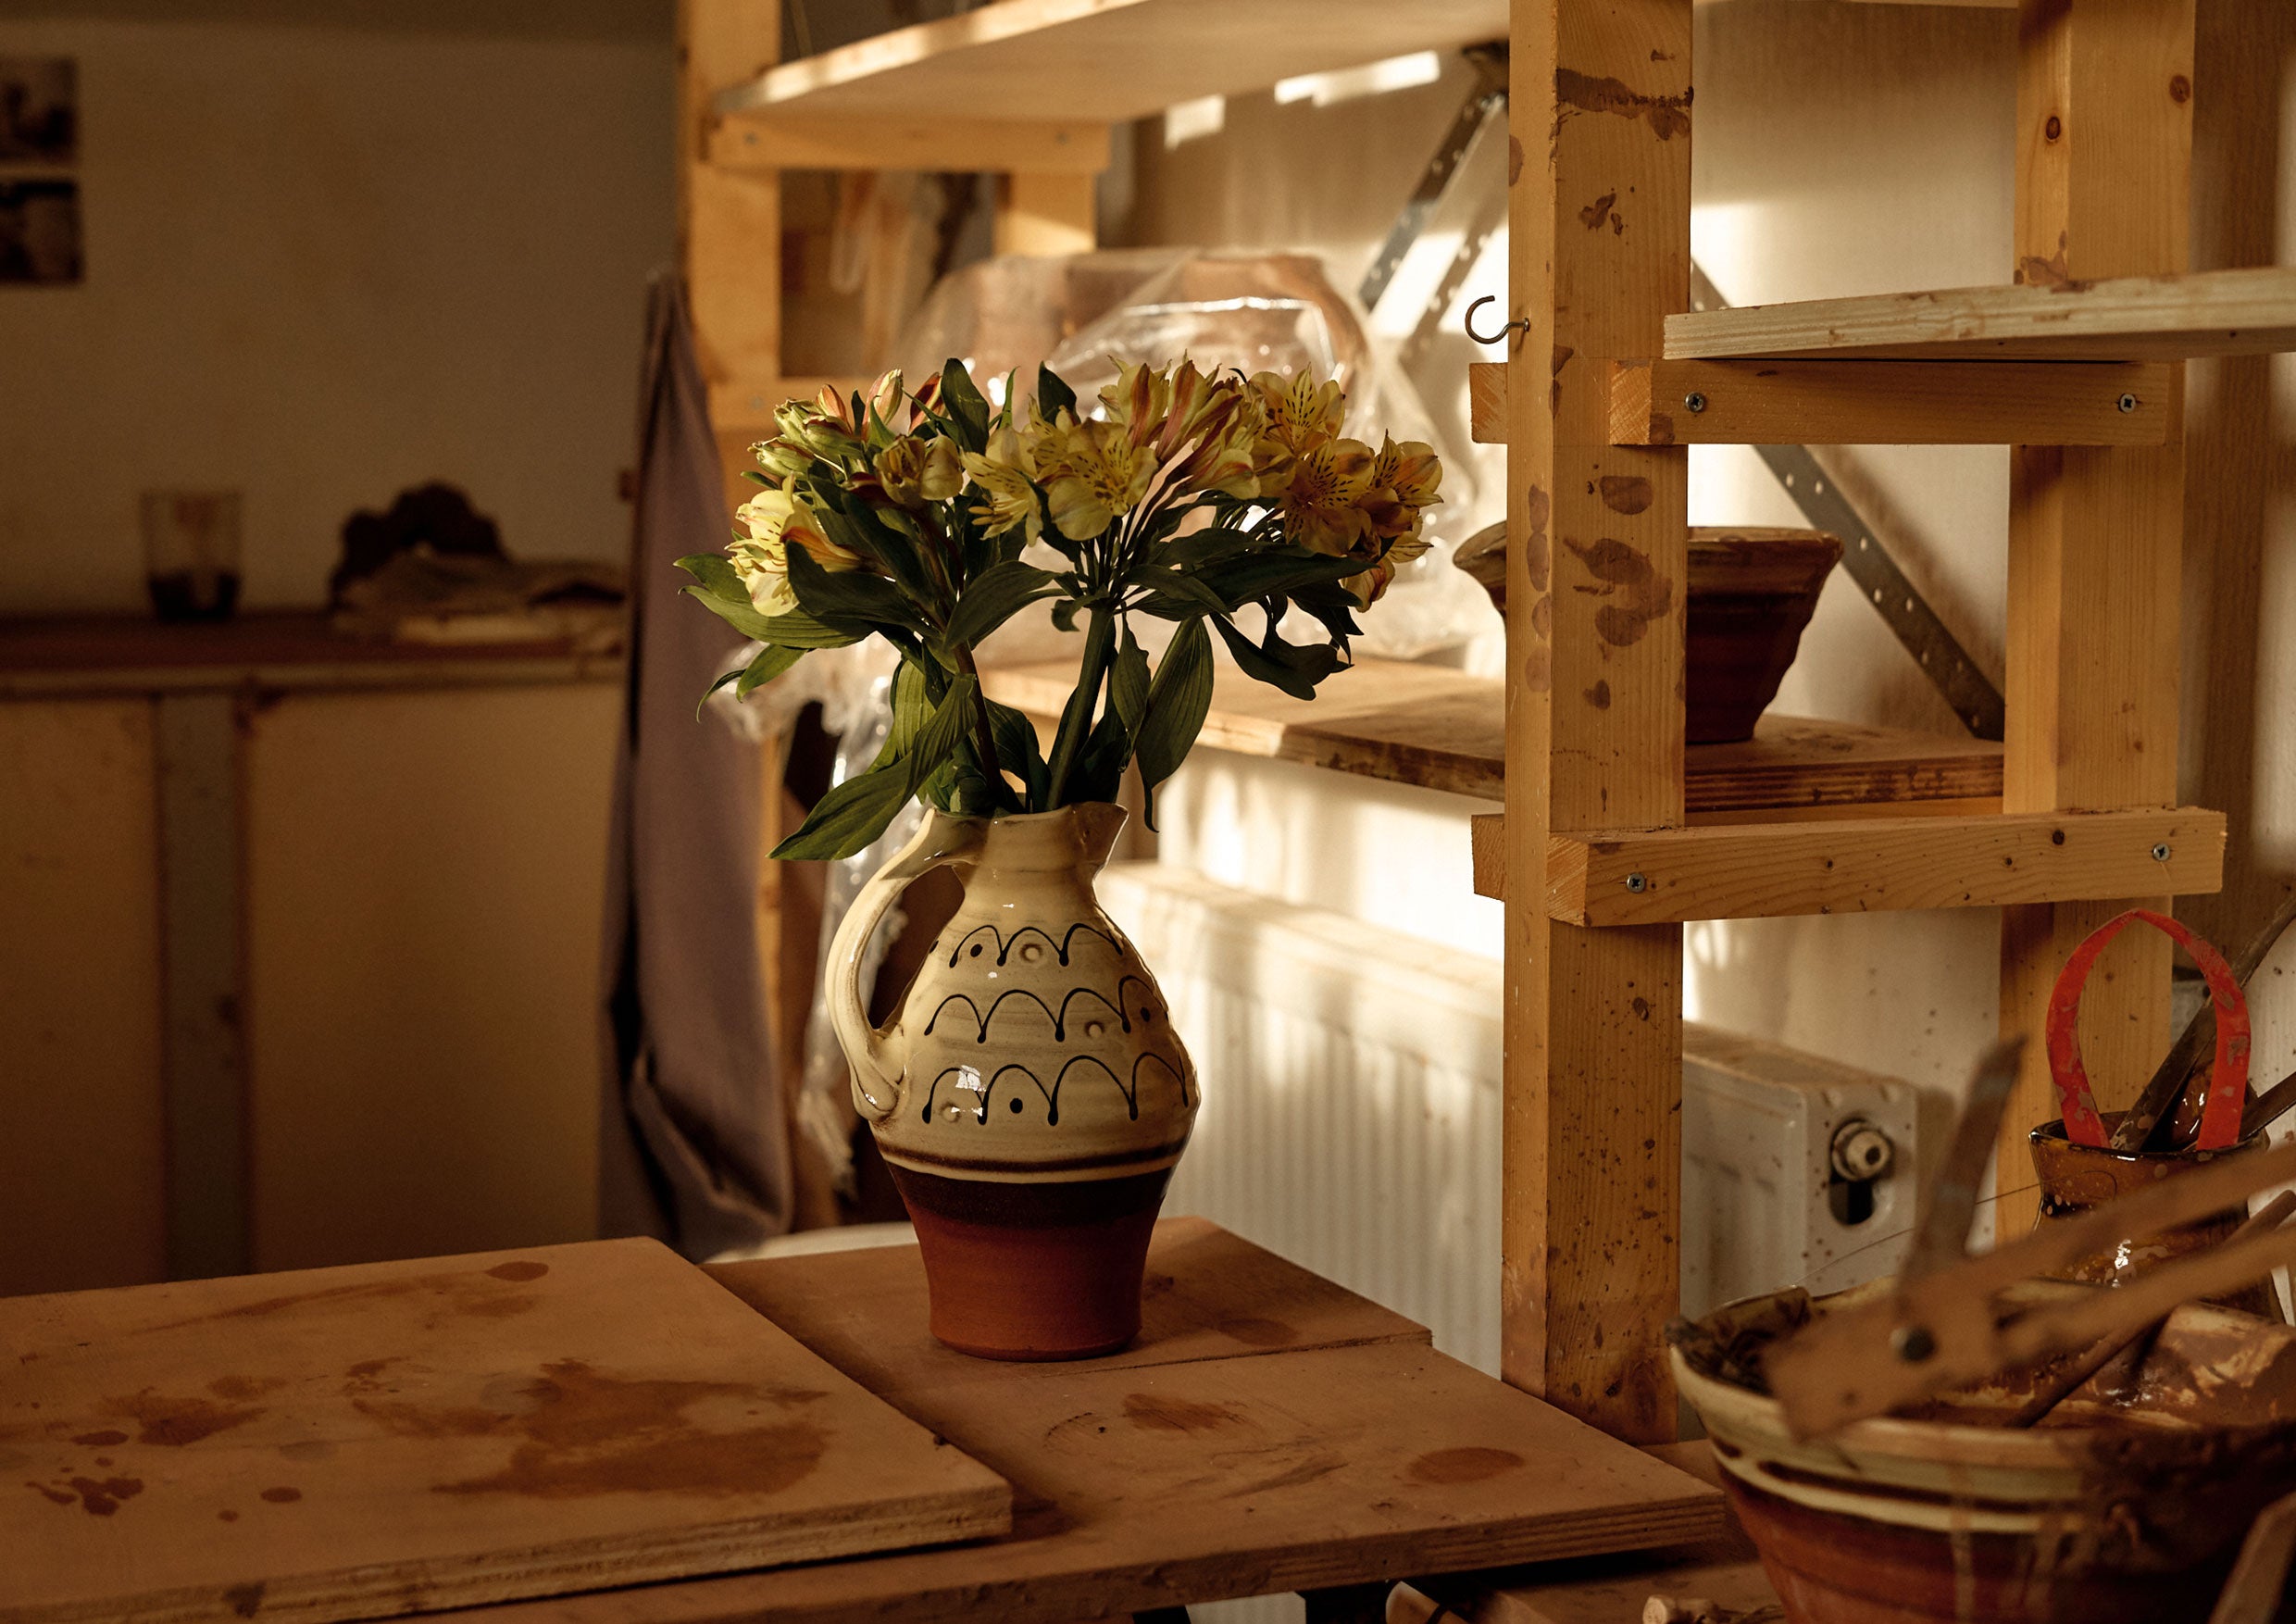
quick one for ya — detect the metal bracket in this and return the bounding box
[1356,42,1507,314]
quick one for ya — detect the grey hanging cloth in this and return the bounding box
[596,272,792,1258]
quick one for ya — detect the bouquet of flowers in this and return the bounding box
[679,357,1441,859]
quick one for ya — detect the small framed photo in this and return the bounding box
[0,56,76,164]
[0,180,81,283]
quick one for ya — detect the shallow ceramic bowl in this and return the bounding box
[1676,1277,2296,1624]
[1454,523,1841,743]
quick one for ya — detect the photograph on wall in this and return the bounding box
[0,56,76,164]
[0,180,82,283]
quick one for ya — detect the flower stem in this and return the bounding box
[951,643,1010,810]
[1043,605,1115,808]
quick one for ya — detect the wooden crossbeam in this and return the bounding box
[1469,357,2175,445]
[1608,358,2172,446]
[1664,265,2295,361]
[1470,806,2225,924]
[710,114,1109,175]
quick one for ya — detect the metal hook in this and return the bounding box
[1463,294,1529,346]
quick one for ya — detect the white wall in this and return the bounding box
[0,2,673,611]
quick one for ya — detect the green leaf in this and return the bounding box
[1036,363,1076,419]
[785,540,928,632]
[755,605,871,650]
[944,559,1064,651]
[771,674,980,860]
[680,581,780,643]
[1070,706,1132,806]
[941,358,992,454]
[1109,623,1149,737]
[735,642,805,698]
[1044,606,1116,805]
[1200,548,1365,609]
[1129,569,1231,621]
[1210,615,1341,701]
[984,696,1050,809]
[1144,526,1262,573]
[1133,618,1213,821]
[677,550,750,599]
[820,488,938,606]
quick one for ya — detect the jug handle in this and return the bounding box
[2047,908,2251,1151]
[826,809,989,1123]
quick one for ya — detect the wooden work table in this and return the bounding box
[434,1218,1725,1624]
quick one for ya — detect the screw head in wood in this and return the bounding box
[1625,872,1648,893]
[2152,843,2172,861]
[1683,392,1708,413]
[1890,1323,1937,1364]
[2119,393,2140,413]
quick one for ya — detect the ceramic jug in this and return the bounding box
[826,801,1197,1358]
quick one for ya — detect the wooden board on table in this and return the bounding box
[982,660,2003,816]
[1663,265,2296,361]
[1431,1442,1778,1624]
[443,1220,1723,1624]
[0,1239,1009,1624]
[718,0,1510,123]
[708,1214,1429,1398]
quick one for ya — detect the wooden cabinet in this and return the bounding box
[0,618,621,1293]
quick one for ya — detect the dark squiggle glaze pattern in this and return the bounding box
[921,981,1147,1043]
[918,1050,1192,1126]
[944,920,1123,969]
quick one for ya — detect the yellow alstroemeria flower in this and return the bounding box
[1100,358,1175,449]
[1030,413,1156,542]
[1249,369,1348,459]
[960,425,1042,541]
[1277,438,1378,557]
[728,487,861,616]
[873,434,963,509]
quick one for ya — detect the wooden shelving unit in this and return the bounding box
[1491,0,2246,1450]
[714,0,1509,122]
[680,2,2272,1610]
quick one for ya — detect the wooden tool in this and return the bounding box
[0,1238,1009,1624]
[1765,1040,2296,1438]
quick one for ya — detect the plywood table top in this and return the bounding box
[0,1239,1009,1624]
[441,1218,1728,1624]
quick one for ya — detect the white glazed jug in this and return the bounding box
[824,801,1197,1357]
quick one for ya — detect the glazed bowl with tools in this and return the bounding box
[1672,1038,2296,1624]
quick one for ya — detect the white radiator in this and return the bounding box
[1097,862,1920,1373]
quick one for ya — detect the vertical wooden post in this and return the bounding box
[1996,0,2194,1231]
[1503,0,1691,1443]
[681,0,783,524]
[993,171,1098,257]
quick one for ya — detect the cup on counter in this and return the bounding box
[142,491,242,622]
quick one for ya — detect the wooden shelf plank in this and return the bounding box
[717,0,1508,123]
[711,114,1110,175]
[1662,266,2296,361]
[1468,806,2226,924]
[1471,358,2176,445]
[980,657,2003,816]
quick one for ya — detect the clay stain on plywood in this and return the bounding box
[26,1474,144,1516]
[1564,538,1676,648]
[1405,1446,1523,1485]
[343,1358,831,1503]
[1217,1316,1300,1348]
[1598,476,1653,515]
[485,1261,550,1282]
[1554,69,1691,140]
[1120,1393,1248,1434]
[104,1390,264,1448]
[149,1265,542,1332]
